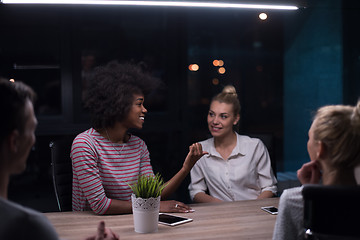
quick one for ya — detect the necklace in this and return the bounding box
[105,128,125,155]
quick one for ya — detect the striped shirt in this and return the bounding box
[71,128,154,215]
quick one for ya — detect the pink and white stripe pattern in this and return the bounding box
[71,128,154,215]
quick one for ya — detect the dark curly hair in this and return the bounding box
[84,61,160,129]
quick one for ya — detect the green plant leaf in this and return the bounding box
[128,173,165,198]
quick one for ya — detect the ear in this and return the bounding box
[233,114,240,125]
[316,141,327,159]
[8,130,20,153]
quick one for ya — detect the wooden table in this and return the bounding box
[44,198,279,240]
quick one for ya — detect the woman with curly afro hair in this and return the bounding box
[71,61,207,215]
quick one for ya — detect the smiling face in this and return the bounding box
[122,94,147,129]
[207,100,240,138]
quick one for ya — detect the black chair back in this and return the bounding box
[49,138,74,212]
[247,133,276,176]
[302,184,360,240]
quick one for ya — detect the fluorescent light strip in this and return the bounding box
[1,0,299,10]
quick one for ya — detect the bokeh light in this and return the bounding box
[212,78,219,85]
[188,64,199,71]
[218,67,226,74]
[259,13,267,20]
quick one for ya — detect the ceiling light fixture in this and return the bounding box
[1,0,299,10]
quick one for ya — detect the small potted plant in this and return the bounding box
[129,173,165,233]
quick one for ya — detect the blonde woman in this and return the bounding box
[188,85,277,203]
[273,100,360,240]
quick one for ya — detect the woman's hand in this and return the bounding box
[160,200,194,213]
[183,143,208,172]
[297,161,322,185]
[85,221,120,240]
[161,143,208,200]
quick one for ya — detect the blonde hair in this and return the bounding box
[212,85,241,116]
[313,100,360,169]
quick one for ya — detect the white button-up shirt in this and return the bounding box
[189,133,277,201]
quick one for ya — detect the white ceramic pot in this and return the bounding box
[131,194,161,233]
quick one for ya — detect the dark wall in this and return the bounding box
[343,1,360,105]
[283,0,343,171]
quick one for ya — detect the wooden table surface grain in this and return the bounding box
[44,197,279,240]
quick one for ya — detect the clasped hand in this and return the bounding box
[85,221,119,240]
[297,161,322,185]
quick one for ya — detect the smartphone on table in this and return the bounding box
[261,206,278,215]
[158,213,193,226]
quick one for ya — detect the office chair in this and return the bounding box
[247,133,276,176]
[302,184,360,240]
[49,138,74,212]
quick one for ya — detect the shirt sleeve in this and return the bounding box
[255,139,278,194]
[272,187,304,240]
[25,214,59,240]
[273,190,292,240]
[4,210,59,240]
[188,159,208,201]
[71,135,112,215]
[138,140,155,177]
